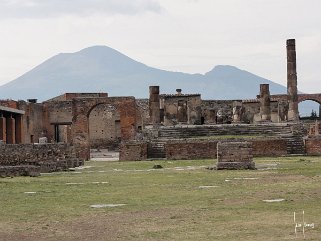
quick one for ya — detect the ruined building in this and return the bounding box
[1,39,321,171]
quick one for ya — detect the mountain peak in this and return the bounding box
[0,47,287,101]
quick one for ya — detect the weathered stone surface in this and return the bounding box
[217,141,255,170]
[119,141,148,161]
[0,165,40,178]
[305,136,321,155]
[287,39,299,121]
[0,143,83,177]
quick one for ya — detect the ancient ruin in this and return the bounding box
[1,39,321,174]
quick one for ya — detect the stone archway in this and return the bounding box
[71,97,137,160]
[298,98,321,119]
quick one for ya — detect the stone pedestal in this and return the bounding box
[217,142,255,170]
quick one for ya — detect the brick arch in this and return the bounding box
[71,97,137,160]
[298,94,321,105]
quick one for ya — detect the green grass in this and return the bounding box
[1,157,321,240]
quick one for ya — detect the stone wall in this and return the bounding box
[252,139,288,157]
[166,140,217,160]
[119,141,148,161]
[162,94,202,125]
[217,142,255,170]
[120,138,288,161]
[88,104,121,149]
[165,139,287,160]
[305,137,321,155]
[0,143,83,177]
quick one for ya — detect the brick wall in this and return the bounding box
[305,137,321,155]
[165,138,287,160]
[0,143,83,177]
[166,140,217,160]
[119,141,148,161]
[252,139,288,157]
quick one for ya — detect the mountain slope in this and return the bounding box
[0,46,287,101]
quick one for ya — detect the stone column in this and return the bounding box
[6,115,15,144]
[149,86,160,126]
[259,84,271,121]
[287,39,299,121]
[0,115,6,143]
[232,101,243,123]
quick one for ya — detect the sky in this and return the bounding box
[0,0,320,93]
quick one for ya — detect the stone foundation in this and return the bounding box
[216,142,255,170]
[119,141,148,161]
[120,138,287,161]
[0,143,83,177]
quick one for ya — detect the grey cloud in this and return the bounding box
[0,0,163,19]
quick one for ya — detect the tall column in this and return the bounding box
[6,114,15,144]
[259,84,271,121]
[0,114,6,143]
[287,39,299,121]
[149,86,160,126]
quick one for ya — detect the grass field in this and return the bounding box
[1,156,321,240]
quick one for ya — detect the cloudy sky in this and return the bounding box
[0,0,320,93]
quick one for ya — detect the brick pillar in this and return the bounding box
[259,84,271,121]
[0,116,6,143]
[15,115,23,144]
[149,86,160,126]
[287,39,299,121]
[6,115,15,144]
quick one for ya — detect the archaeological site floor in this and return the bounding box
[1,157,321,240]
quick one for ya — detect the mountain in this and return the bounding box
[0,46,287,101]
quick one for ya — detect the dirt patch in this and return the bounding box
[0,208,184,241]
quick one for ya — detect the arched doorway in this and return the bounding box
[88,104,121,151]
[298,100,321,120]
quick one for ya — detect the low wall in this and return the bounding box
[119,141,148,161]
[252,139,288,157]
[120,138,288,161]
[166,140,217,160]
[305,137,321,155]
[165,138,287,160]
[0,143,83,177]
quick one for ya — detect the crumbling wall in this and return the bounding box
[305,136,321,155]
[0,143,83,177]
[201,100,234,124]
[163,94,202,125]
[18,101,45,143]
[136,99,150,128]
[88,104,121,149]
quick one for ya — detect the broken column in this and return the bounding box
[216,141,255,170]
[232,101,243,123]
[287,39,299,121]
[259,84,271,121]
[149,86,160,126]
